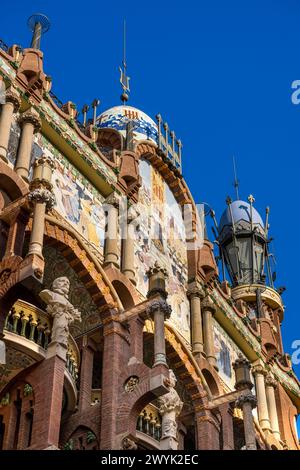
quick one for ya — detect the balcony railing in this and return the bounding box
[3,299,79,382]
[137,404,162,441]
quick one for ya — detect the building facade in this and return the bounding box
[0,19,299,451]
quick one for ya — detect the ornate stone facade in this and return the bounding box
[0,20,298,453]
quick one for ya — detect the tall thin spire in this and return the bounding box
[119,19,130,104]
[232,155,240,200]
[27,13,50,50]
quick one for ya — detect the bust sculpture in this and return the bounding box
[39,277,81,347]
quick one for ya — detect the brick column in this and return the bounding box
[219,403,235,450]
[100,312,130,449]
[187,283,205,360]
[235,393,257,450]
[29,354,66,449]
[202,297,217,368]
[265,375,281,440]
[78,336,95,411]
[196,412,220,450]
[252,365,271,432]
[0,88,21,163]
[15,109,41,181]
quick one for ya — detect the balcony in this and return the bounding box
[136,403,162,446]
[3,299,80,383]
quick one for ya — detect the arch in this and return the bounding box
[104,264,140,309]
[112,280,135,310]
[0,162,28,201]
[201,368,219,397]
[42,214,122,311]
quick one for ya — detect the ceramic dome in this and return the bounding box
[219,200,264,231]
[97,105,158,144]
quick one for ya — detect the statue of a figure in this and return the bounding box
[39,277,81,347]
[158,369,183,445]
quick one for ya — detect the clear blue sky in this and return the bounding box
[1,0,299,407]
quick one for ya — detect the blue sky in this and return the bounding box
[1,0,299,418]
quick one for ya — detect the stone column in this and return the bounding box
[158,369,183,450]
[147,300,171,367]
[187,283,205,359]
[0,88,21,163]
[252,365,271,433]
[235,393,257,450]
[104,193,120,267]
[15,109,41,182]
[27,155,55,259]
[202,297,217,368]
[121,212,136,284]
[265,375,281,440]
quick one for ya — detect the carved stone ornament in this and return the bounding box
[146,261,168,280]
[18,110,42,133]
[39,277,81,347]
[158,369,183,440]
[28,188,56,211]
[235,392,257,410]
[5,89,21,112]
[187,283,205,299]
[122,437,137,450]
[265,375,277,389]
[201,296,216,314]
[33,154,56,171]
[146,300,172,320]
[124,376,139,393]
[252,364,268,377]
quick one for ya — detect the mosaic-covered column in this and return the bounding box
[15,109,41,181]
[265,374,281,440]
[104,193,120,267]
[187,283,205,359]
[27,155,55,259]
[235,393,257,450]
[252,364,271,433]
[202,297,217,368]
[147,300,171,366]
[0,88,21,163]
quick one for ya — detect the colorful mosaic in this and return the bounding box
[135,158,190,342]
[32,134,106,255]
[38,100,117,185]
[213,318,246,391]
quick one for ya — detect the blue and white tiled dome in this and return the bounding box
[97,105,158,144]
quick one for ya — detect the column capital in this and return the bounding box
[105,192,120,209]
[265,374,277,388]
[201,296,216,314]
[5,88,21,112]
[28,188,56,211]
[187,283,205,299]
[252,364,268,377]
[34,154,56,170]
[235,392,257,410]
[146,299,172,320]
[19,109,41,133]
